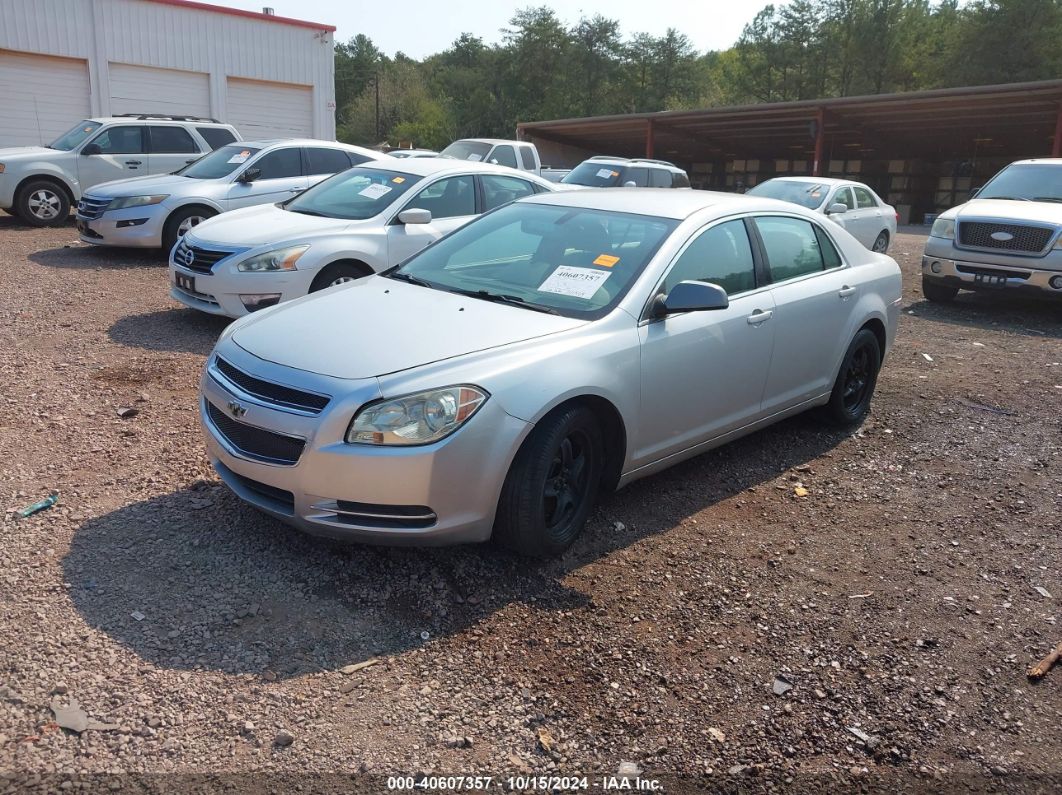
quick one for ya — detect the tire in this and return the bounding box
[922,275,958,303]
[824,328,881,428]
[309,261,372,292]
[871,230,890,253]
[493,405,604,557]
[15,179,70,227]
[2,208,17,216]
[162,206,216,253]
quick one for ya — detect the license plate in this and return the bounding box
[175,273,196,293]
[974,272,1007,288]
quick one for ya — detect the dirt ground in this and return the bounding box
[0,216,1060,793]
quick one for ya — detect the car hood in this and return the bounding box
[942,198,1062,225]
[86,173,197,198]
[232,276,585,380]
[189,204,356,247]
[0,146,59,160]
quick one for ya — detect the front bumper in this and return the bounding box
[170,260,315,318]
[921,254,1062,299]
[199,345,530,545]
[76,204,166,248]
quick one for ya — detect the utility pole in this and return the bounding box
[374,72,380,142]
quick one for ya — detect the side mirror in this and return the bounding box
[826,203,848,215]
[238,167,261,184]
[651,280,729,319]
[622,181,638,188]
[398,208,432,225]
[81,143,101,156]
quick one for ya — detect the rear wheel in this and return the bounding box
[310,261,373,292]
[824,328,881,427]
[922,275,958,303]
[871,230,890,253]
[162,206,215,253]
[494,405,603,557]
[16,180,70,226]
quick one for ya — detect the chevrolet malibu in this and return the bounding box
[200,190,901,556]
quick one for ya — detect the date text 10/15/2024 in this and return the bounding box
[386,775,664,791]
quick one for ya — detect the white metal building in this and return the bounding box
[0,0,337,146]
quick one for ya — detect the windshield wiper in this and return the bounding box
[287,208,329,217]
[1032,197,1062,203]
[448,288,560,315]
[387,271,434,288]
[981,195,1032,202]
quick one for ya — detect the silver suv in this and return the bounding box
[560,156,691,189]
[77,140,383,251]
[0,114,240,226]
[922,158,1062,303]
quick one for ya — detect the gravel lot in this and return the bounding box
[1,217,1060,792]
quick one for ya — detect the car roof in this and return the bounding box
[1011,158,1062,166]
[90,117,231,126]
[456,138,526,146]
[235,139,386,153]
[358,157,548,179]
[763,176,864,187]
[583,156,680,171]
[521,188,806,220]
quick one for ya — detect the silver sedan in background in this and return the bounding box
[748,177,898,253]
[199,189,901,556]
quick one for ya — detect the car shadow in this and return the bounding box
[108,308,231,355]
[908,293,1062,340]
[62,413,846,679]
[28,243,166,270]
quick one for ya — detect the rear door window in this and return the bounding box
[649,168,672,188]
[481,174,537,211]
[518,146,536,170]
[624,167,649,187]
[149,126,199,154]
[755,216,830,282]
[196,126,238,149]
[671,171,691,188]
[404,175,476,219]
[853,186,877,209]
[489,145,518,169]
[305,147,355,176]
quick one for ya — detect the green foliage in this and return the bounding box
[334,1,1062,149]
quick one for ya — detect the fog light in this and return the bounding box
[1050,275,1062,289]
[931,260,942,274]
[240,293,282,311]
[116,218,148,228]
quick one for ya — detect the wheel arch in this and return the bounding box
[15,173,76,205]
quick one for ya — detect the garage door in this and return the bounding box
[0,50,91,147]
[227,78,313,140]
[109,63,211,119]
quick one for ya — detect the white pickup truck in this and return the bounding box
[440,138,542,175]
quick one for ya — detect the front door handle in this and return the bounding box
[838,285,857,298]
[747,309,773,325]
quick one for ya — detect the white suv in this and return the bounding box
[560,156,691,189]
[0,114,241,226]
[76,140,382,251]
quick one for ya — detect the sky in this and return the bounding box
[214,0,791,59]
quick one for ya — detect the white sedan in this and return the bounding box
[748,177,898,253]
[169,158,555,317]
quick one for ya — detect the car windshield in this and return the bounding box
[440,141,493,162]
[747,180,829,209]
[284,166,418,220]
[176,144,262,179]
[561,162,626,187]
[388,202,678,319]
[978,164,1062,202]
[49,120,103,151]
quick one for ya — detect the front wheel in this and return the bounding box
[309,261,372,292]
[16,180,70,226]
[824,328,881,427]
[162,207,216,253]
[493,405,604,557]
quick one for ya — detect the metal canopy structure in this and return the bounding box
[518,79,1062,172]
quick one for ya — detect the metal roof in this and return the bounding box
[143,0,336,31]
[518,79,1062,162]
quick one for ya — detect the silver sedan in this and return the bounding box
[199,189,902,556]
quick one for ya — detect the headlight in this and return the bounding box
[930,218,955,239]
[346,385,488,446]
[237,245,309,272]
[108,194,168,210]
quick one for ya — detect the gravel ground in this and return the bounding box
[1,217,1060,793]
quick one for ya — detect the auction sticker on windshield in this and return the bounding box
[596,168,618,179]
[359,184,393,199]
[228,150,252,164]
[538,266,610,299]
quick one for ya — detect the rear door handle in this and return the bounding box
[747,309,773,325]
[838,285,857,298]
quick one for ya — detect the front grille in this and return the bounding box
[957,221,1054,254]
[174,240,234,274]
[77,196,110,220]
[333,500,436,529]
[213,357,330,413]
[205,400,305,465]
[231,473,296,513]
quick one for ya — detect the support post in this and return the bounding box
[812,107,825,176]
[1052,101,1062,157]
[646,118,655,159]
